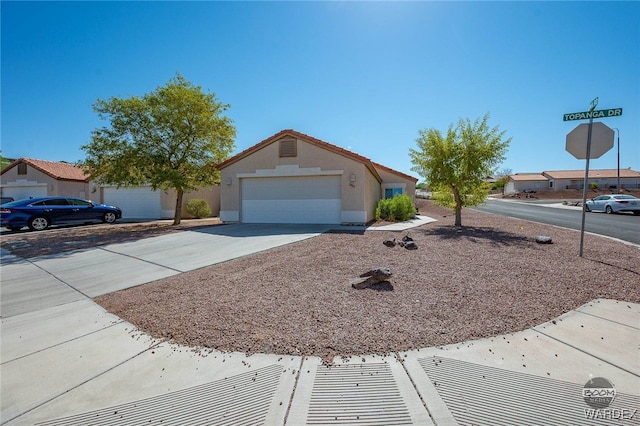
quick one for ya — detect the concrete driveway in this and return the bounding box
[1,223,332,318]
[2,220,639,425]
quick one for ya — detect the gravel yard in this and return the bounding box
[88,200,640,363]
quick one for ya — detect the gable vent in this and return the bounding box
[279,139,297,157]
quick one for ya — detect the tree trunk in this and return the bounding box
[173,189,183,225]
[452,186,463,227]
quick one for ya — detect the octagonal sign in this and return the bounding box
[566,122,614,159]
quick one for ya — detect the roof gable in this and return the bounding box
[372,161,418,182]
[217,129,388,181]
[1,158,89,182]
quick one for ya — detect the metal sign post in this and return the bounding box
[578,117,594,257]
[564,99,622,257]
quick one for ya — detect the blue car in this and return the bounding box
[0,196,122,231]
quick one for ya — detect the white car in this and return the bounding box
[584,194,640,215]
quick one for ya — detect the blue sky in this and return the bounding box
[2,1,639,179]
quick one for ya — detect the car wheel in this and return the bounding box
[28,216,50,231]
[584,204,591,212]
[103,212,117,223]
[605,205,613,214]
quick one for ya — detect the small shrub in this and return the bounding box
[590,182,599,190]
[375,194,416,222]
[186,198,211,218]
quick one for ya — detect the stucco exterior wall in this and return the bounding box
[551,177,640,190]
[505,179,549,193]
[1,165,88,199]
[181,186,221,217]
[374,167,417,199]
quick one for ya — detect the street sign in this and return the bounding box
[589,97,598,111]
[563,108,623,121]
[566,122,614,159]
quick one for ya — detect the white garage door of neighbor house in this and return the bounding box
[241,176,341,224]
[2,185,48,200]
[103,186,164,219]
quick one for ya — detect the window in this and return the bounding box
[44,198,70,206]
[384,188,403,198]
[68,198,92,206]
[17,163,27,175]
[549,181,554,189]
[279,139,296,157]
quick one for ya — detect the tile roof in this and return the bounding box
[543,169,640,179]
[217,129,417,183]
[1,158,89,182]
[371,161,418,182]
[509,173,548,181]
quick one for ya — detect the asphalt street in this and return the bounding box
[474,199,640,245]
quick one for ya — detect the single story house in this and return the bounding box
[504,168,640,193]
[1,158,220,219]
[504,173,549,193]
[216,129,417,224]
[543,169,640,190]
[0,158,90,200]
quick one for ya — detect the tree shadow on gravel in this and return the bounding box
[417,226,531,246]
[584,257,640,276]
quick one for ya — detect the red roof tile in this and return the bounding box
[1,158,89,182]
[543,169,640,179]
[509,173,548,181]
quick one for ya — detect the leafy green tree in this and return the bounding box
[80,74,236,225]
[0,150,13,169]
[409,113,510,226]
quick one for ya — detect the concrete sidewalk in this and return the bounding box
[2,223,639,425]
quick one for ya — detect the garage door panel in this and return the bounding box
[241,176,341,224]
[243,177,340,200]
[2,186,47,200]
[103,187,163,219]
[242,199,341,224]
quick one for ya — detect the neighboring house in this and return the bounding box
[542,169,640,190]
[0,158,90,200]
[216,129,417,225]
[504,168,640,193]
[1,157,220,219]
[504,173,549,193]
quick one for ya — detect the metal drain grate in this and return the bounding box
[420,356,640,426]
[305,363,413,425]
[36,364,283,426]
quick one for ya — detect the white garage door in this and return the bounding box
[103,186,164,219]
[241,176,341,224]
[1,185,47,200]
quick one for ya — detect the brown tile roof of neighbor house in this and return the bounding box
[509,173,548,181]
[217,129,416,183]
[543,169,640,179]
[1,158,89,182]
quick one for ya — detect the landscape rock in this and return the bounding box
[403,241,418,250]
[535,235,553,244]
[351,268,393,289]
[383,238,396,247]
